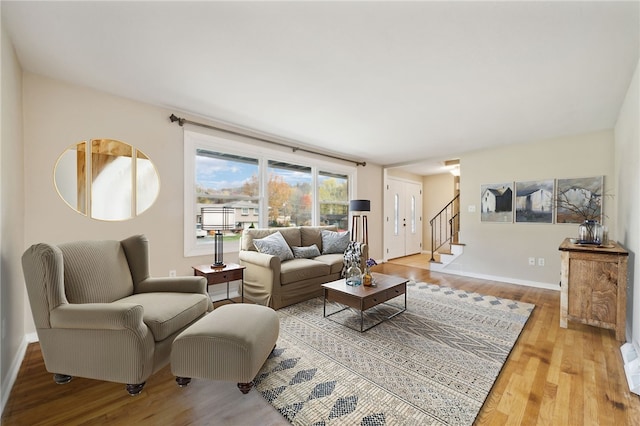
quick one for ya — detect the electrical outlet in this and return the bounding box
[538,258,545,266]
[528,257,536,266]
[169,270,176,277]
[468,205,476,213]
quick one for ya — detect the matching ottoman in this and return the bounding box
[170,303,279,394]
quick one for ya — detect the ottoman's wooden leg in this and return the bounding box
[53,373,72,384]
[237,382,253,394]
[126,382,145,396]
[176,377,192,387]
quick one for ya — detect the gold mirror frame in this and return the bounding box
[54,139,160,221]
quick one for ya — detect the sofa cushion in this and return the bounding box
[300,226,337,252]
[280,259,330,285]
[321,230,350,254]
[313,253,345,274]
[116,292,209,341]
[253,231,295,261]
[292,244,321,259]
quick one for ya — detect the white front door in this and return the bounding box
[384,178,423,260]
[405,181,423,255]
[385,178,405,260]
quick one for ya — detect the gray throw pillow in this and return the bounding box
[292,244,321,259]
[321,230,350,254]
[253,231,294,261]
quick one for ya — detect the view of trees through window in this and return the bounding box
[267,160,312,227]
[319,171,349,231]
[194,148,350,241]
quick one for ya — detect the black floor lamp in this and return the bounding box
[201,206,234,268]
[349,199,370,245]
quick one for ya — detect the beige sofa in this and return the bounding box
[239,226,368,310]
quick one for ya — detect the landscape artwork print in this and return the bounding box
[480,182,513,222]
[515,179,554,223]
[556,176,604,224]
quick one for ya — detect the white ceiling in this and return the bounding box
[3,1,639,175]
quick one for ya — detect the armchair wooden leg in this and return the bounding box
[176,377,192,387]
[53,374,72,384]
[237,382,253,394]
[126,382,145,396]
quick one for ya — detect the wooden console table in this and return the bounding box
[559,238,628,341]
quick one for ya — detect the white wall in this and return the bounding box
[356,161,384,261]
[451,130,615,288]
[0,23,26,412]
[614,58,639,345]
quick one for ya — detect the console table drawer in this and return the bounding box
[203,268,243,285]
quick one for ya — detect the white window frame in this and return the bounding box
[184,129,356,257]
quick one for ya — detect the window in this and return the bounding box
[318,171,349,231]
[411,195,416,233]
[394,193,399,236]
[184,130,355,256]
[267,160,312,227]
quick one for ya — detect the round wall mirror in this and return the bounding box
[54,139,160,221]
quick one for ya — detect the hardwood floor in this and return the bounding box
[3,261,639,425]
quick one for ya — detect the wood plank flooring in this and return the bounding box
[3,259,639,425]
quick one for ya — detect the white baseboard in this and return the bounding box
[1,335,29,417]
[432,268,560,292]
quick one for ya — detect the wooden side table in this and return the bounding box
[559,238,629,341]
[192,263,246,303]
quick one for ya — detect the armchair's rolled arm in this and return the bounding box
[50,303,144,330]
[134,276,207,294]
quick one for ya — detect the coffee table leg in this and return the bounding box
[323,289,326,318]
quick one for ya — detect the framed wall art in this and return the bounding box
[555,176,604,224]
[515,179,554,223]
[480,182,513,223]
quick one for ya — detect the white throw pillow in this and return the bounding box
[253,231,294,261]
[321,230,350,254]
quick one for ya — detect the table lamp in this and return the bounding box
[201,206,234,268]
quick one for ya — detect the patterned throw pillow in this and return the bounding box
[292,244,321,259]
[253,231,294,261]
[321,230,350,254]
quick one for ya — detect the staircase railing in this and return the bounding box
[429,194,460,261]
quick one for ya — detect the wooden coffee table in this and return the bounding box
[321,272,408,332]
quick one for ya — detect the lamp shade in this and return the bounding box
[349,199,371,212]
[201,206,234,230]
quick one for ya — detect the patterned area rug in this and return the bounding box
[254,281,534,425]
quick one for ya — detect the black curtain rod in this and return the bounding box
[169,114,366,167]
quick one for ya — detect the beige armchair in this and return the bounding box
[21,234,212,395]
